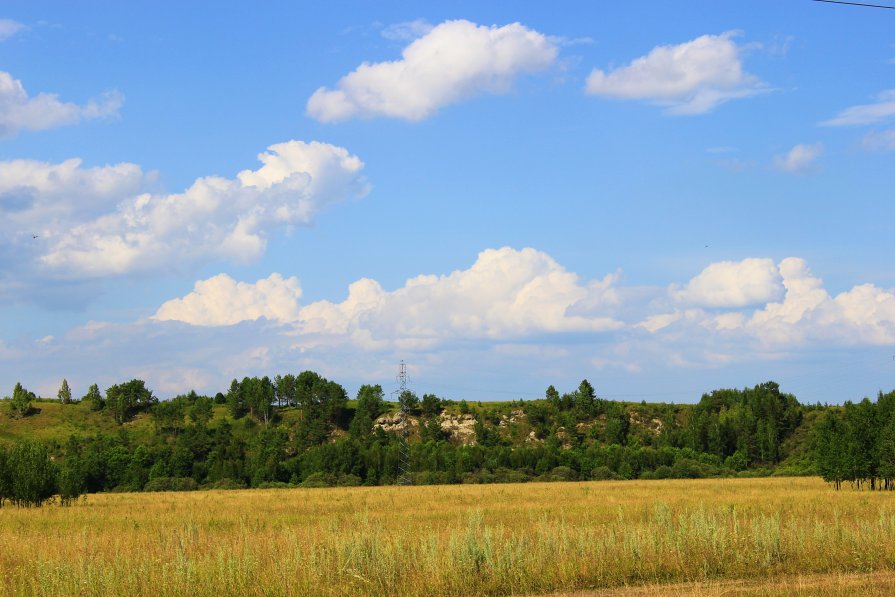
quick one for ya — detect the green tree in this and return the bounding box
[58,379,73,404]
[188,395,214,426]
[420,393,442,417]
[274,374,297,407]
[356,384,386,420]
[8,440,57,507]
[8,382,34,418]
[398,390,419,414]
[106,379,156,424]
[83,383,104,411]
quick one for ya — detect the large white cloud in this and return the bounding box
[7,251,895,401]
[745,258,895,346]
[0,70,122,138]
[823,89,895,126]
[155,248,624,345]
[298,247,623,343]
[153,273,303,326]
[585,32,766,114]
[23,140,368,277]
[773,143,823,173]
[674,258,783,308]
[306,20,558,122]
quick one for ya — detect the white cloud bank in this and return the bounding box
[0,70,123,138]
[773,143,823,173]
[0,140,368,280]
[823,89,895,126]
[155,248,624,343]
[307,20,558,122]
[585,31,766,114]
[8,251,895,401]
[154,251,895,355]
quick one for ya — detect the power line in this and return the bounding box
[812,0,895,9]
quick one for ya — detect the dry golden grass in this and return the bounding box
[1,477,894,596]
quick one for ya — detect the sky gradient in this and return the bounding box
[1,1,894,404]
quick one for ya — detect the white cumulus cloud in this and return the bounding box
[773,143,823,173]
[745,258,895,346]
[307,19,558,122]
[0,70,123,138]
[296,247,623,345]
[35,140,368,277]
[823,89,895,126]
[153,273,303,326]
[585,31,766,115]
[675,258,783,308]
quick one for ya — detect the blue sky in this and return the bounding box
[1,1,894,403]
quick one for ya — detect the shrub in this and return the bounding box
[143,477,198,492]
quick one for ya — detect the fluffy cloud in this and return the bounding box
[585,31,766,114]
[153,273,303,326]
[675,258,783,308]
[25,140,368,277]
[156,248,624,346]
[823,89,895,126]
[773,143,823,173]
[0,19,26,41]
[650,258,895,348]
[0,70,123,138]
[307,20,558,122]
[745,258,895,346]
[297,247,623,344]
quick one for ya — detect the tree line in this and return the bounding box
[814,390,895,490]
[2,374,891,501]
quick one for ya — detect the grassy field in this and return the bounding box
[1,477,894,596]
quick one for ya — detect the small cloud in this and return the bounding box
[822,89,895,126]
[860,129,895,151]
[773,143,823,173]
[307,19,558,122]
[380,19,432,42]
[0,19,26,42]
[585,31,768,115]
[706,146,738,154]
[0,70,123,138]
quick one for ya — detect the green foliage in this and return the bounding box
[356,384,386,420]
[83,384,104,411]
[398,390,419,414]
[106,379,156,424]
[8,440,56,507]
[144,477,199,492]
[57,379,73,404]
[9,382,34,418]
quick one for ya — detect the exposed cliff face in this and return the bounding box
[439,412,477,445]
[374,411,418,434]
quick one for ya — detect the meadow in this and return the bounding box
[2,477,895,596]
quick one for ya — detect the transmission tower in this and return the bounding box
[394,360,413,485]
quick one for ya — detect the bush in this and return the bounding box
[300,472,332,488]
[143,477,198,492]
[255,481,295,489]
[591,466,618,481]
[203,478,246,490]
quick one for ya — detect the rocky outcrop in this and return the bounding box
[374,411,418,434]
[498,408,525,428]
[439,412,477,445]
